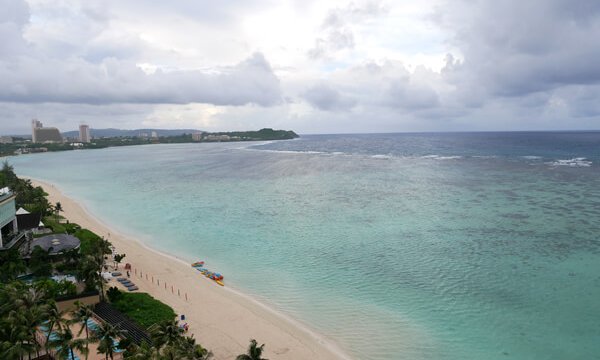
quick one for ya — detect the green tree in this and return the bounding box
[44,301,68,352]
[177,335,212,360]
[77,252,107,299]
[55,202,63,221]
[96,322,126,360]
[48,327,87,360]
[236,339,268,360]
[70,301,96,360]
[0,248,26,282]
[0,325,34,360]
[0,161,51,216]
[113,253,125,270]
[149,319,183,350]
[0,283,47,360]
[29,245,53,277]
[126,341,159,360]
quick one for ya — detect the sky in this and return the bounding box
[1,0,600,135]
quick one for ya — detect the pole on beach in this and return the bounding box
[146,274,148,280]
[152,276,154,283]
[185,293,188,301]
[164,282,167,289]
[178,289,180,296]
[171,285,174,293]
[157,279,160,286]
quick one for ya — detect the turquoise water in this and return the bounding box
[8,133,600,360]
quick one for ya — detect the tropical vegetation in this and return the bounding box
[108,290,176,329]
[236,339,268,360]
[0,163,230,359]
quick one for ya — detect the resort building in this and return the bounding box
[79,124,91,143]
[34,128,63,143]
[192,132,204,141]
[31,119,42,143]
[0,136,13,144]
[0,187,19,249]
[31,119,63,143]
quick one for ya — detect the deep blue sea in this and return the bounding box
[8,132,600,360]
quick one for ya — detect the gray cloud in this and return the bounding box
[308,1,387,59]
[302,83,356,111]
[0,0,282,107]
[385,80,440,110]
[437,0,600,97]
[0,53,282,106]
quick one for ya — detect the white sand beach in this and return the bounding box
[31,179,349,360]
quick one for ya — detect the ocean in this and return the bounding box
[8,132,600,360]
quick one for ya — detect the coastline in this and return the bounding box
[30,178,350,360]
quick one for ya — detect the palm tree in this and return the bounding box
[0,323,34,360]
[149,319,183,350]
[113,253,125,270]
[3,284,47,359]
[95,322,126,360]
[77,254,107,300]
[70,302,96,360]
[48,327,86,360]
[0,248,26,282]
[1,312,35,360]
[127,341,159,360]
[236,339,268,360]
[177,335,212,360]
[43,302,67,351]
[55,202,63,221]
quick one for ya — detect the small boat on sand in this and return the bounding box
[191,261,205,267]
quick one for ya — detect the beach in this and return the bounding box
[31,178,348,360]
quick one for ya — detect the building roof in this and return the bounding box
[30,234,80,255]
[94,302,153,345]
[17,213,42,231]
[16,207,30,215]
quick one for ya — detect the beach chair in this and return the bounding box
[127,286,139,291]
[86,318,100,332]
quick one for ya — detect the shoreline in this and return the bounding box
[29,178,351,360]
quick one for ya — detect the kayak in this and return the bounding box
[215,280,224,286]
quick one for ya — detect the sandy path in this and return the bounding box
[31,179,349,360]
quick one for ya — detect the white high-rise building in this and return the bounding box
[31,119,43,142]
[79,124,91,143]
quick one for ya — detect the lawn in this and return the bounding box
[110,292,176,329]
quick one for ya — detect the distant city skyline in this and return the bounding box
[1,0,600,135]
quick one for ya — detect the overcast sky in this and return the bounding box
[1,0,600,135]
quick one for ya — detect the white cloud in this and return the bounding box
[1,0,600,135]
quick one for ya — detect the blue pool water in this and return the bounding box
[8,132,600,360]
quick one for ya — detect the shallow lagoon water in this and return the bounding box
[10,132,600,360]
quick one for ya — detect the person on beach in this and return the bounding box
[127,270,130,278]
